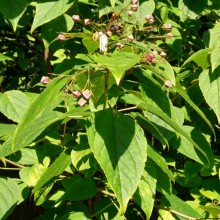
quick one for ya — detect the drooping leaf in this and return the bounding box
[199,68,220,124]
[0,177,20,220]
[170,126,214,168]
[60,175,97,201]
[31,0,74,32]
[174,82,215,137]
[137,102,212,167]
[161,194,202,219]
[87,108,147,214]
[95,52,140,84]
[0,90,30,123]
[33,149,71,192]
[0,0,28,31]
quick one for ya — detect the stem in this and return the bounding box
[98,188,116,198]
[5,159,24,168]
[103,69,109,110]
[44,48,52,73]
[118,106,138,112]
[0,167,21,170]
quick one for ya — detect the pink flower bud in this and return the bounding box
[82,89,91,99]
[146,53,155,62]
[127,35,135,42]
[57,34,66,41]
[165,32,173,38]
[164,80,172,88]
[72,90,81,98]
[162,23,172,31]
[145,15,155,24]
[160,51,167,57]
[131,0,138,4]
[72,15,81,22]
[116,42,125,49]
[84,19,91,25]
[127,11,133,17]
[131,4,138,11]
[78,97,87,106]
[40,76,50,84]
[153,50,158,55]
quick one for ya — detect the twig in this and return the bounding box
[5,159,24,168]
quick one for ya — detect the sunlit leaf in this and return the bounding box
[87,109,147,214]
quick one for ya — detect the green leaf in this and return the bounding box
[174,83,215,137]
[147,146,174,182]
[161,194,202,219]
[133,161,157,220]
[0,177,20,220]
[31,0,74,32]
[60,175,97,201]
[0,90,30,123]
[137,0,155,26]
[87,109,147,214]
[41,14,74,48]
[0,0,28,31]
[156,59,176,85]
[199,68,220,124]
[95,52,140,84]
[137,102,212,167]
[181,48,213,70]
[33,149,71,192]
[0,76,70,157]
[199,205,220,218]
[170,126,214,167]
[210,48,220,72]
[0,53,13,62]
[0,124,16,138]
[19,164,47,187]
[204,22,220,48]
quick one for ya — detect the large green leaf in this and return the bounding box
[203,22,220,48]
[31,0,74,32]
[0,90,30,123]
[199,68,220,124]
[0,177,20,220]
[133,161,157,220]
[33,149,71,192]
[95,52,140,84]
[0,0,28,31]
[87,109,147,214]
[161,194,202,219]
[0,76,70,157]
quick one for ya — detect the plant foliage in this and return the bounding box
[0,0,220,219]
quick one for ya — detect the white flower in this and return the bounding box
[99,32,108,53]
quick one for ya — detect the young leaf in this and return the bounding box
[31,0,74,32]
[87,109,147,214]
[0,177,20,220]
[0,90,30,123]
[210,48,220,72]
[95,52,140,85]
[199,68,220,124]
[0,0,28,31]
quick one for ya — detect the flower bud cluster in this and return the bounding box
[72,89,92,106]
